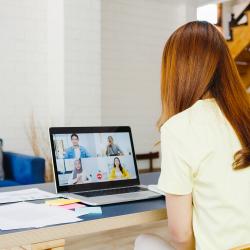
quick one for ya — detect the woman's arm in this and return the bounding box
[116,144,124,155]
[166,193,195,250]
[122,168,131,179]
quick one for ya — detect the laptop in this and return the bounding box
[49,126,162,205]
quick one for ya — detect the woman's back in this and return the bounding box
[158,98,250,249]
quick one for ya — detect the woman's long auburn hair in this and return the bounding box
[157,21,250,170]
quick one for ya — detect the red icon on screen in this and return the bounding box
[97,173,102,180]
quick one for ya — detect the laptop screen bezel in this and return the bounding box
[49,126,140,193]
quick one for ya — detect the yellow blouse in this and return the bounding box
[109,167,130,180]
[158,99,250,249]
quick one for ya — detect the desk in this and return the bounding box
[0,173,167,250]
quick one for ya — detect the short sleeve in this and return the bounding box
[158,126,194,195]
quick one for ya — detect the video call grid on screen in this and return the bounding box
[52,132,137,186]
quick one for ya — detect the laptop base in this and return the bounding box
[62,185,162,206]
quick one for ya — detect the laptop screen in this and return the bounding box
[51,129,138,190]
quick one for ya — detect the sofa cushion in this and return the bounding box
[3,152,45,184]
[0,139,4,180]
[0,179,19,187]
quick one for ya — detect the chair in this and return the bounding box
[136,152,160,173]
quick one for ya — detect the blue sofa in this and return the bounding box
[0,152,45,187]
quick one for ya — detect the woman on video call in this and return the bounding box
[135,21,250,250]
[68,159,89,185]
[109,157,130,180]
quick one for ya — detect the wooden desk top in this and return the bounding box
[0,173,167,249]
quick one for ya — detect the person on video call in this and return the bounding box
[68,159,89,185]
[109,157,130,180]
[64,133,91,159]
[106,136,124,156]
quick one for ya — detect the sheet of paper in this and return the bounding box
[75,206,102,217]
[60,203,85,210]
[45,198,81,206]
[0,188,59,204]
[0,202,81,230]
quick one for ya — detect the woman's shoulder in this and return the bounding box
[160,99,217,170]
[161,98,217,136]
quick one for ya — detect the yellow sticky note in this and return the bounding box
[45,198,81,206]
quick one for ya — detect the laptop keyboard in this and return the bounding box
[76,186,147,197]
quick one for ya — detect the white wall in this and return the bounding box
[101,0,197,168]
[48,0,65,126]
[64,0,102,127]
[0,0,49,154]
[0,0,102,155]
[0,0,198,169]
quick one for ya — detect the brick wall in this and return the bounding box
[0,0,48,154]
[101,0,197,169]
[0,0,198,168]
[64,0,101,126]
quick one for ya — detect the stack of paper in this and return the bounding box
[0,202,81,230]
[0,188,59,204]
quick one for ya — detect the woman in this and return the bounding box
[68,159,89,185]
[135,21,250,250]
[109,157,130,180]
